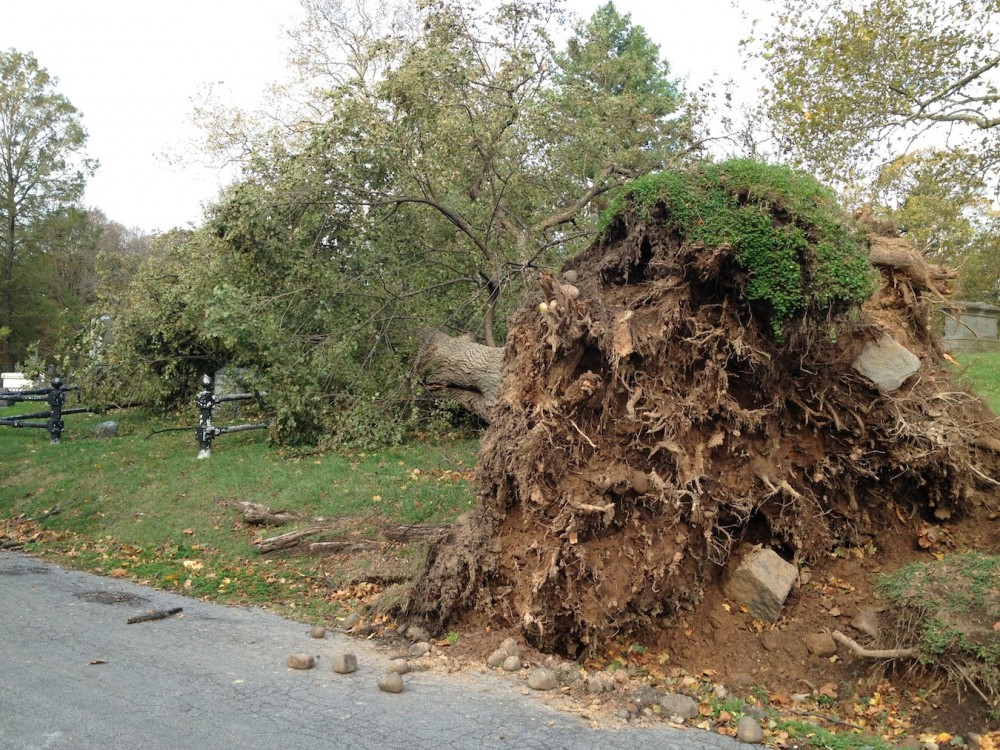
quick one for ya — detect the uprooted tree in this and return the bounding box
[404,159,1000,656]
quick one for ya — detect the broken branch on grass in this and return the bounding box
[254,527,329,554]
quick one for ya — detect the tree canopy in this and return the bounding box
[755,0,1000,187]
[87,0,700,445]
[0,49,96,370]
[750,0,1000,303]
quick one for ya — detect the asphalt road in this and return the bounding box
[0,552,745,749]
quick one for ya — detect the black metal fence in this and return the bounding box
[0,377,88,443]
[195,373,270,458]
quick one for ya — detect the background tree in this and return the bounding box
[0,49,96,370]
[754,0,999,187]
[750,0,1000,301]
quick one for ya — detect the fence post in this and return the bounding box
[46,377,65,444]
[195,374,219,459]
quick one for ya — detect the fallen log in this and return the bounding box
[237,501,299,526]
[254,527,327,554]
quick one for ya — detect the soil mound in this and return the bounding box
[405,160,1000,658]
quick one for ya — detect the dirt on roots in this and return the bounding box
[402,166,1000,732]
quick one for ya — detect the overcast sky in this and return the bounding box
[3,0,756,234]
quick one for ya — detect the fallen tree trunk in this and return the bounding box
[417,331,503,423]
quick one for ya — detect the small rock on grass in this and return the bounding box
[309,625,327,639]
[287,654,316,670]
[331,654,358,674]
[378,672,404,693]
[387,658,409,674]
[526,668,558,691]
[736,715,765,743]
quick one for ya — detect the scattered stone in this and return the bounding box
[791,692,810,704]
[388,658,409,674]
[502,655,522,672]
[586,672,614,694]
[94,421,118,438]
[499,637,520,657]
[613,669,630,685]
[659,693,698,721]
[286,654,315,670]
[341,613,362,631]
[615,709,630,720]
[309,625,327,639]
[723,548,799,622]
[562,269,579,283]
[406,624,431,643]
[803,632,838,657]
[851,331,920,392]
[630,685,659,708]
[377,672,404,693]
[526,667,558,691]
[331,653,358,674]
[743,705,767,721]
[409,641,431,658]
[736,715,765,743]
[487,649,508,668]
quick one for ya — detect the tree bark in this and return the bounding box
[417,331,504,422]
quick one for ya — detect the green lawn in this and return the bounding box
[1,402,479,621]
[955,351,1000,413]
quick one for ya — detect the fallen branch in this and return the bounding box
[0,540,24,550]
[254,527,328,554]
[26,506,61,523]
[832,630,918,659]
[236,501,299,526]
[127,607,183,624]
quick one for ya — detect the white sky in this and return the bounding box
[2,0,756,234]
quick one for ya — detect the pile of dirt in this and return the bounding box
[404,161,1000,675]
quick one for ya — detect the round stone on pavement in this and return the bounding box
[378,672,404,693]
[388,658,409,674]
[286,654,315,670]
[331,653,358,674]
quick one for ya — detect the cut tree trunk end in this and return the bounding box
[417,331,503,423]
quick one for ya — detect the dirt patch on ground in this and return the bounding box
[397,162,1000,738]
